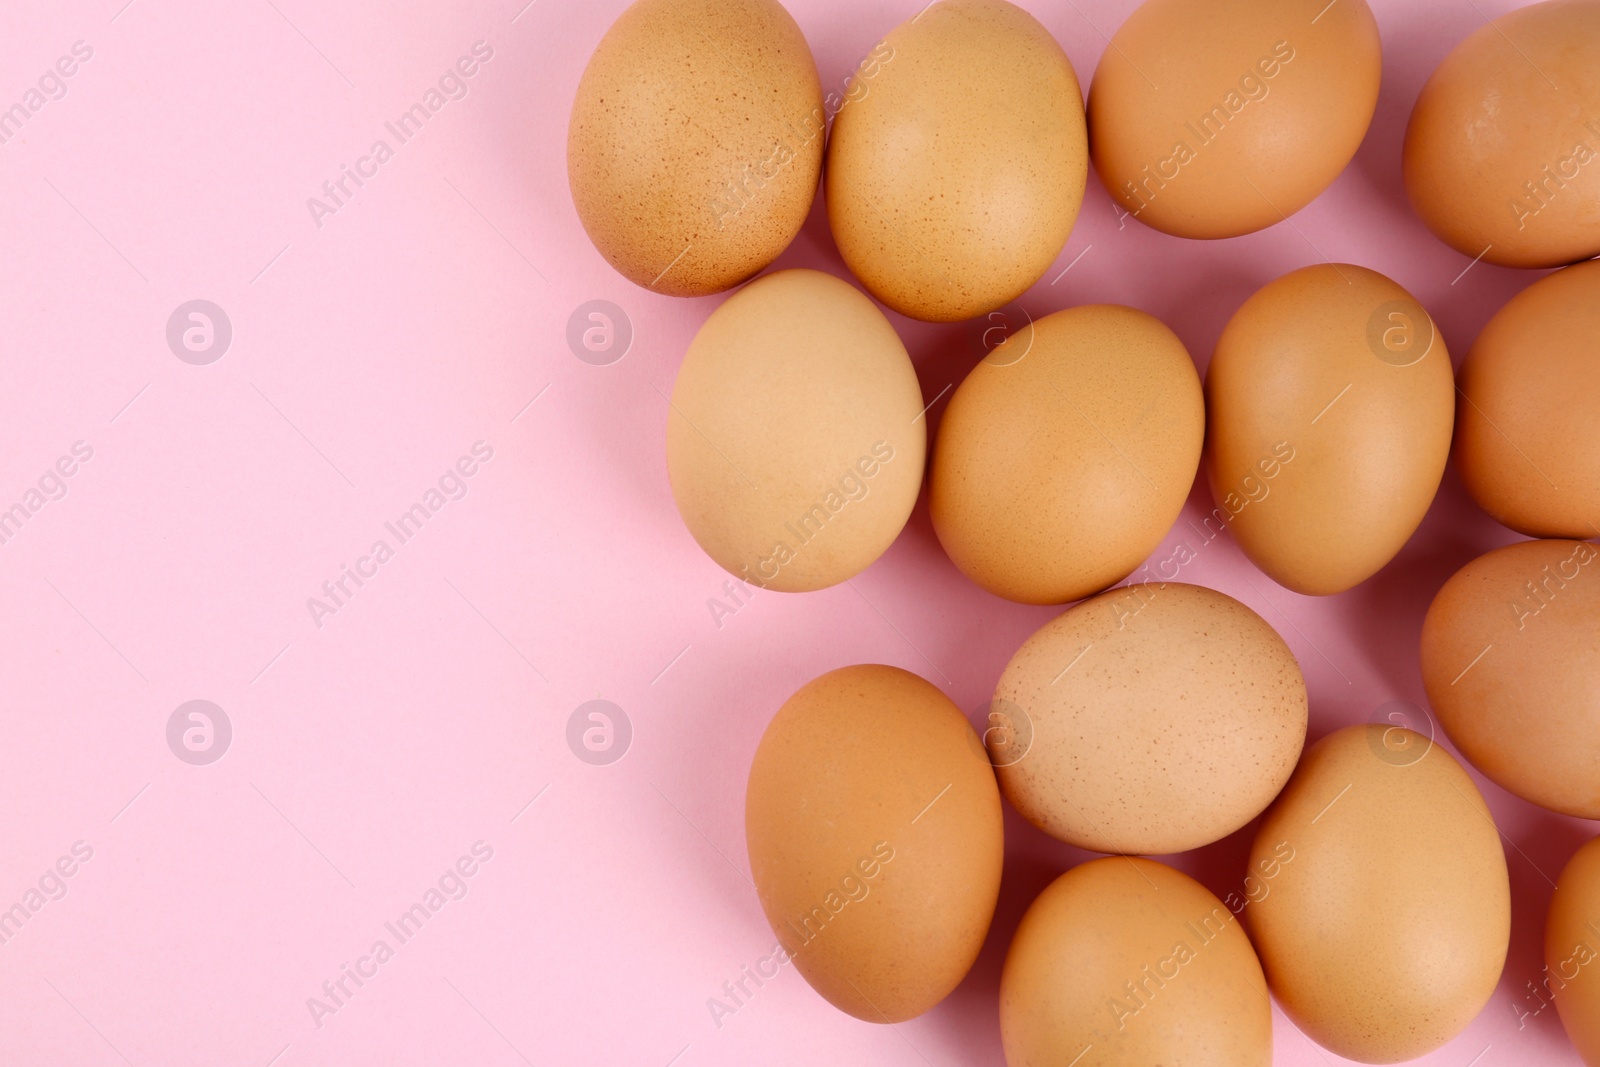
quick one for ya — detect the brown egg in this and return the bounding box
[1205,264,1454,595]
[1088,0,1381,239]
[1247,724,1511,1063]
[568,0,823,296]
[993,582,1306,855]
[1404,0,1600,269]
[745,664,1004,1022]
[825,0,1087,322]
[666,269,925,592]
[1549,835,1600,1065]
[931,305,1203,605]
[1421,538,1600,818]
[1000,857,1272,1067]
[1456,260,1600,538]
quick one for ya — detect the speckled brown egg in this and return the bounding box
[1000,857,1272,1067]
[745,664,1004,1022]
[825,0,1088,322]
[1549,835,1600,1065]
[930,305,1203,605]
[993,582,1307,855]
[666,269,925,592]
[1205,264,1454,595]
[1421,538,1600,818]
[1404,0,1600,269]
[1247,724,1511,1063]
[568,0,824,296]
[1455,260,1600,538]
[1089,0,1381,239]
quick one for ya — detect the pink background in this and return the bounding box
[0,0,1591,1063]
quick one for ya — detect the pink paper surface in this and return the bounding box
[0,0,1590,1063]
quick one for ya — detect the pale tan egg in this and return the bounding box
[993,582,1306,855]
[1247,724,1511,1063]
[1205,264,1454,595]
[1549,835,1600,1065]
[1000,857,1272,1067]
[666,269,925,592]
[745,665,1004,1022]
[568,0,823,296]
[930,305,1203,605]
[1421,538,1600,819]
[1404,0,1600,269]
[1455,260,1600,538]
[825,0,1088,322]
[1089,0,1381,239]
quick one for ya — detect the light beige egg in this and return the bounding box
[1000,857,1272,1067]
[931,305,1204,605]
[666,269,925,592]
[993,582,1307,855]
[1205,264,1454,595]
[745,665,1004,1022]
[825,0,1088,322]
[1247,724,1511,1063]
[568,0,824,295]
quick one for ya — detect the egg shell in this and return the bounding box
[1247,724,1511,1063]
[1549,835,1600,1065]
[999,857,1272,1067]
[1205,263,1454,596]
[930,305,1204,605]
[1088,0,1381,240]
[1403,0,1600,269]
[825,0,1088,322]
[993,582,1307,855]
[1455,260,1600,538]
[568,0,824,296]
[666,269,925,592]
[744,664,1004,1022]
[1421,538,1600,818]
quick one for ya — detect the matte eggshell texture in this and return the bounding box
[1549,835,1600,1066]
[993,582,1307,855]
[744,665,1005,1023]
[1403,0,1600,269]
[1000,857,1272,1067]
[666,269,925,592]
[825,0,1088,323]
[1089,0,1381,240]
[930,305,1204,605]
[1421,538,1600,819]
[1455,260,1600,539]
[1205,263,1454,596]
[568,0,824,296]
[1248,725,1511,1064]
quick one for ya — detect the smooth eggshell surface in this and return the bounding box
[1089,0,1381,239]
[825,0,1088,322]
[931,305,1203,605]
[1205,263,1454,595]
[1549,835,1600,1066]
[1247,724,1511,1064]
[1404,0,1600,269]
[1000,857,1272,1067]
[745,665,1004,1022]
[1455,259,1600,539]
[666,269,925,593]
[1421,538,1600,818]
[993,582,1306,855]
[568,0,823,295]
